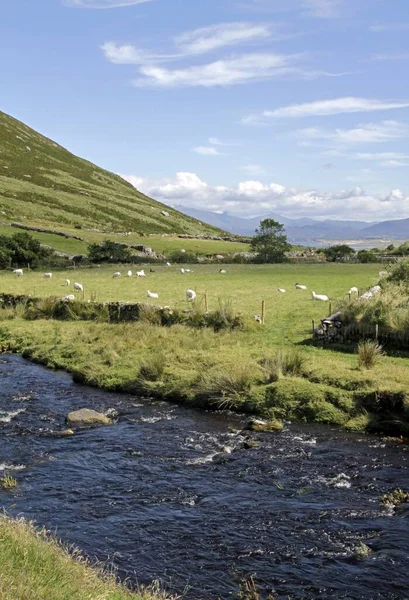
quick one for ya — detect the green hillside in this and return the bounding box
[0,110,224,236]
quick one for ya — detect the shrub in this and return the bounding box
[386,259,409,285]
[205,299,245,332]
[138,304,162,326]
[167,249,199,264]
[138,354,166,382]
[24,297,59,320]
[0,473,18,490]
[88,240,132,263]
[358,340,384,369]
[195,364,255,409]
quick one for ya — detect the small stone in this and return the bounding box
[245,419,284,432]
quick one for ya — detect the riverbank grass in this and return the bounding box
[0,515,168,600]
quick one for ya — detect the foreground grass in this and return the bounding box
[0,515,168,600]
[1,315,409,434]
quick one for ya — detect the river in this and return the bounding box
[1,354,408,599]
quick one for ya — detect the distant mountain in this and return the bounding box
[361,218,409,237]
[176,205,378,242]
[0,110,224,236]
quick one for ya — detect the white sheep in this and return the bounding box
[113,272,121,278]
[74,282,83,292]
[127,270,132,277]
[254,315,262,324]
[65,279,71,286]
[147,290,159,299]
[186,289,196,302]
[13,269,23,276]
[278,288,286,293]
[43,272,52,279]
[219,269,227,274]
[295,283,307,290]
[136,270,146,277]
[311,291,329,302]
[185,268,193,273]
[62,294,75,301]
[348,287,359,295]
[166,262,171,267]
[180,268,185,274]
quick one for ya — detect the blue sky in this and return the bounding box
[1,0,409,221]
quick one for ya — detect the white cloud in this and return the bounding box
[379,160,409,168]
[193,146,221,156]
[133,52,302,87]
[120,172,409,221]
[243,97,409,123]
[100,42,181,64]
[295,120,409,145]
[370,53,409,61]
[302,0,343,18]
[64,0,152,8]
[174,22,272,55]
[240,164,268,175]
[209,136,238,146]
[353,152,409,160]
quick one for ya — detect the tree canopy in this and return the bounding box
[0,232,52,269]
[88,240,132,263]
[323,244,355,262]
[250,219,291,263]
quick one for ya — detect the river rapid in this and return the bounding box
[1,354,408,599]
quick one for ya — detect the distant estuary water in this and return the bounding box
[1,354,409,599]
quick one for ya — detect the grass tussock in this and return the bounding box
[0,474,18,490]
[195,362,256,409]
[358,340,384,369]
[0,515,171,600]
[260,349,306,382]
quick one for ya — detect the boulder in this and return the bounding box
[245,418,284,432]
[67,408,111,426]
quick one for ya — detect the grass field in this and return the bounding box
[0,263,380,343]
[0,225,250,257]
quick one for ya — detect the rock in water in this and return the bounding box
[245,419,284,432]
[67,408,111,426]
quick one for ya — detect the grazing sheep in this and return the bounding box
[62,294,75,301]
[219,269,227,274]
[311,291,329,302]
[186,289,196,302]
[254,315,262,324]
[147,290,159,299]
[278,288,286,293]
[74,282,83,292]
[127,270,132,277]
[185,268,193,273]
[43,272,52,278]
[180,249,186,253]
[65,279,71,286]
[295,283,307,290]
[113,272,121,278]
[166,262,171,267]
[180,268,185,274]
[13,269,23,276]
[136,270,146,277]
[348,286,359,295]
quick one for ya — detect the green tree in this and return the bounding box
[356,249,378,263]
[88,240,132,263]
[323,244,355,262]
[250,219,291,263]
[0,233,51,268]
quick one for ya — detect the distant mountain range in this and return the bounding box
[176,205,409,244]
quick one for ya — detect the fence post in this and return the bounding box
[261,300,265,325]
[204,292,208,312]
[375,323,379,340]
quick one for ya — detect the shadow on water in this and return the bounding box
[1,354,409,599]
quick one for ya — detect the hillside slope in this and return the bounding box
[0,110,224,236]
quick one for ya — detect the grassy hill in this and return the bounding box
[0,110,224,236]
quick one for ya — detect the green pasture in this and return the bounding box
[0,263,381,344]
[0,225,249,256]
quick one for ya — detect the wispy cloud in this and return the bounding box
[64,0,152,8]
[379,160,409,168]
[370,53,409,61]
[243,97,409,123]
[193,146,221,156]
[174,22,272,55]
[209,137,238,146]
[240,164,268,175]
[370,23,409,32]
[132,53,303,87]
[302,0,344,19]
[353,152,409,160]
[295,120,409,145]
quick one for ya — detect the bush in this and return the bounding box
[167,249,199,264]
[358,340,384,369]
[0,232,52,269]
[205,299,245,332]
[138,354,166,382]
[88,240,132,263]
[386,259,409,285]
[195,364,255,409]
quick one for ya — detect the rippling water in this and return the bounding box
[1,354,409,599]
